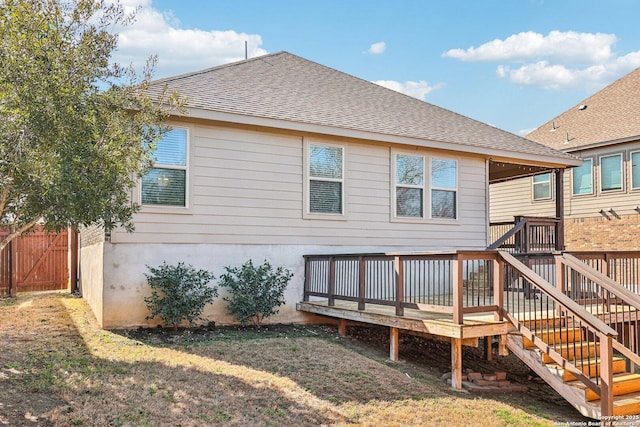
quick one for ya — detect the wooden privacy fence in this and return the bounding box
[0,226,77,296]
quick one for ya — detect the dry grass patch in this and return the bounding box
[0,294,582,426]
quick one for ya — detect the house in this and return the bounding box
[79,51,579,329]
[490,67,640,251]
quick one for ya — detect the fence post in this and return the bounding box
[394,256,404,316]
[8,239,14,297]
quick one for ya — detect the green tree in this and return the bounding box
[0,0,180,251]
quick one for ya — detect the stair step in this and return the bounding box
[523,327,583,348]
[611,390,640,416]
[542,341,599,363]
[546,356,627,381]
[568,373,640,402]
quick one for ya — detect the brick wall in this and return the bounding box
[565,214,640,251]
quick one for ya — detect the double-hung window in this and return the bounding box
[632,151,640,190]
[308,143,343,214]
[532,173,551,200]
[393,154,457,220]
[600,154,623,192]
[431,159,457,219]
[395,154,424,217]
[141,128,188,207]
[572,159,593,196]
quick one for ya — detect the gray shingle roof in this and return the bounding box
[527,67,640,150]
[149,51,574,163]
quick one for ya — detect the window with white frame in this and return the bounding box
[431,159,457,219]
[141,128,187,206]
[600,153,623,192]
[632,151,640,189]
[572,159,593,196]
[308,143,343,214]
[532,173,551,200]
[395,154,424,217]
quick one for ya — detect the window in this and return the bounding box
[431,159,457,219]
[141,128,187,206]
[600,154,623,192]
[532,173,551,200]
[572,159,593,196]
[395,154,424,217]
[308,143,343,214]
[632,152,640,189]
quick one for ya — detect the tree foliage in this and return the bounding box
[144,262,218,330]
[0,0,180,250]
[219,260,293,328]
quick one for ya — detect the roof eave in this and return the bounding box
[176,107,580,168]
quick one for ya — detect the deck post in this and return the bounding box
[493,257,504,321]
[328,257,336,307]
[484,336,493,361]
[394,256,404,316]
[303,257,310,301]
[599,334,614,417]
[390,327,399,362]
[338,319,347,337]
[358,256,365,311]
[451,338,463,390]
[452,255,463,324]
[554,168,565,250]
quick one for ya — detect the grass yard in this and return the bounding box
[0,293,586,426]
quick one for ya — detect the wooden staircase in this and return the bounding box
[507,322,640,418]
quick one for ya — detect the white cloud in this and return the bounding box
[372,80,444,100]
[444,30,640,91]
[366,42,387,54]
[443,31,616,65]
[110,0,268,78]
[517,128,536,137]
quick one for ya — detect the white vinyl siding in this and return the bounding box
[142,128,188,207]
[600,153,623,192]
[572,159,593,196]
[632,151,640,190]
[532,173,551,200]
[114,123,488,249]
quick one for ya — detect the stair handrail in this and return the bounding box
[500,251,618,339]
[499,251,617,415]
[559,252,640,367]
[488,218,526,250]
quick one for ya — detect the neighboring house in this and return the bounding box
[490,67,640,251]
[79,52,579,328]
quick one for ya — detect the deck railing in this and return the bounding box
[304,251,501,323]
[489,216,560,253]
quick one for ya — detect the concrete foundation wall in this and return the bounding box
[100,242,443,329]
[79,242,105,327]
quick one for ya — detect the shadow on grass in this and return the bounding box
[0,294,346,426]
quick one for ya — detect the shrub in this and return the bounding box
[144,262,217,330]
[219,260,293,328]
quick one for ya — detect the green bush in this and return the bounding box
[144,262,217,330]
[219,260,293,328]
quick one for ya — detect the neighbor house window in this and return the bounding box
[431,159,457,219]
[308,143,343,214]
[600,154,623,192]
[632,151,640,189]
[141,128,187,206]
[395,154,424,217]
[572,159,593,196]
[532,173,551,200]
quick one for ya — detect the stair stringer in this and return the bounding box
[506,333,602,419]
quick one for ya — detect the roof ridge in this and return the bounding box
[150,51,290,85]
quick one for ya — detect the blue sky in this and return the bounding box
[114,0,640,136]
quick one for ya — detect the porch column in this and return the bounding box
[555,169,565,250]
